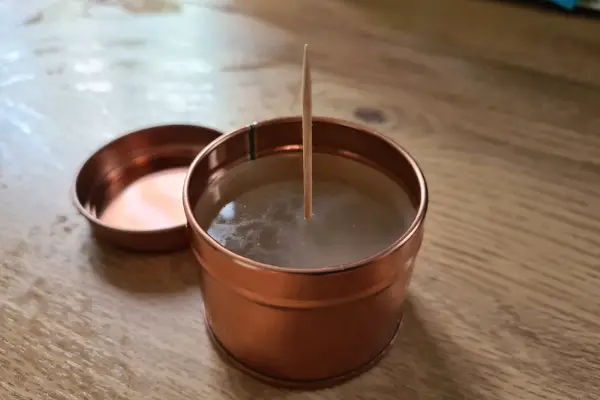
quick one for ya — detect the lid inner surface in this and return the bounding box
[99,166,189,231]
[76,125,222,235]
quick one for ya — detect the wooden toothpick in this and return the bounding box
[302,44,313,220]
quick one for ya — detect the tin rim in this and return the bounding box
[183,116,428,275]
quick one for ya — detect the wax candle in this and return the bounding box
[100,167,188,230]
[194,153,416,269]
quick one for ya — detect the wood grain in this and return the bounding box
[0,0,599,399]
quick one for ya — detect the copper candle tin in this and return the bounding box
[73,124,221,252]
[183,116,428,388]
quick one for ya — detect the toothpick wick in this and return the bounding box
[302,44,313,220]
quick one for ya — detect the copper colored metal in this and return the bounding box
[183,116,428,388]
[205,313,405,390]
[73,124,221,252]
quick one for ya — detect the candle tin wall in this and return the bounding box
[183,116,428,388]
[73,117,428,389]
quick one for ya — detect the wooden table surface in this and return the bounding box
[1,1,599,399]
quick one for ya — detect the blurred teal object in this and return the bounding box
[552,0,577,8]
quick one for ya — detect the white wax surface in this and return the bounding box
[194,153,416,269]
[100,167,188,231]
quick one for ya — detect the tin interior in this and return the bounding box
[185,117,427,270]
[75,125,221,233]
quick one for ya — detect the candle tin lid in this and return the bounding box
[73,124,222,252]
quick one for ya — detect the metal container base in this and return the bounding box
[205,313,404,390]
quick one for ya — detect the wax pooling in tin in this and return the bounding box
[194,153,416,269]
[100,167,188,231]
